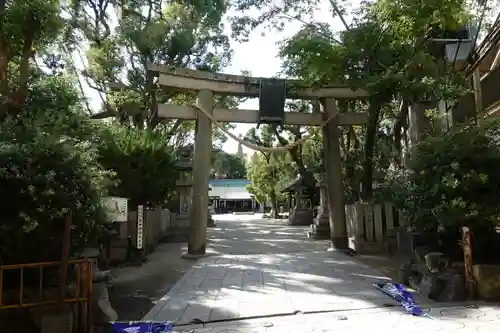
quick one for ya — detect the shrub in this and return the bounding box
[97,124,176,209]
[0,122,113,264]
[385,122,500,262]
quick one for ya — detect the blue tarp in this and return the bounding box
[111,321,173,333]
[373,282,426,317]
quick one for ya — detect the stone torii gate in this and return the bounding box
[148,64,369,256]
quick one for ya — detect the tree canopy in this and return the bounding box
[2,0,500,263]
[97,123,176,208]
[212,149,247,179]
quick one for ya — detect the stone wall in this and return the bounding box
[473,264,500,301]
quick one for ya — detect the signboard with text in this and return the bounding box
[103,197,128,222]
[137,205,144,250]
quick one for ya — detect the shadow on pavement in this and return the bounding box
[144,249,431,325]
[113,214,432,325]
[109,242,196,320]
[204,214,331,255]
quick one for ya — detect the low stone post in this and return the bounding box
[207,193,215,227]
[309,175,330,239]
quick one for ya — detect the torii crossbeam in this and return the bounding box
[146,64,369,257]
[148,63,369,127]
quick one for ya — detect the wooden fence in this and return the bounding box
[345,202,407,253]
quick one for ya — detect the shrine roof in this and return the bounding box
[281,174,316,192]
[209,179,251,187]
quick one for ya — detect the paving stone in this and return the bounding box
[205,268,227,279]
[180,277,205,288]
[180,303,212,323]
[208,299,240,321]
[238,301,275,317]
[200,278,224,288]
[173,304,500,333]
[155,308,186,323]
[144,215,471,326]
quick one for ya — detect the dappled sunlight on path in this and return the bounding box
[142,214,437,327]
[204,214,331,255]
[145,243,430,323]
[168,303,500,333]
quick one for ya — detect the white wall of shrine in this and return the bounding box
[208,179,252,200]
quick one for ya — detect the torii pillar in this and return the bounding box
[322,98,348,249]
[143,64,369,255]
[187,90,213,256]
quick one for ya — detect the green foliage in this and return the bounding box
[279,0,469,102]
[246,152,295,204]
[0,0,117,265]
[68,0,233,131]
[0,120,112,264]
[300,126,323,172]
[384,123,500,262]
[97,124,176,208]
[12,71,98,140]
[270,0,475,201]
[371,0,469,41]
[212,149,247,179]
[1,0,63,55]
[244,124,298,206]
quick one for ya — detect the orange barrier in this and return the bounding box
[0,260,92,332]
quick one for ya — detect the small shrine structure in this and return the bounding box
[282,175,315,226]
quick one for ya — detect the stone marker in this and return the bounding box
[396,227,414,256]
[437,273,466,302]
[424,252,447,274]
[419,274,444,300]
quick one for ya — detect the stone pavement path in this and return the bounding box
[169,303,500,333]
[144,250,431,324]
[142,214,500,332]
[203,214,331,255]
[143,214,431,324]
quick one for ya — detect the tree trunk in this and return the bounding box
[392,100,408,168]
[273,127,309,176]
[146,69,160,129]
[361,102,382,201]
[0,0,7,100]
[273,127,316,204]
[12,33,34,108]
[269,190,279,219]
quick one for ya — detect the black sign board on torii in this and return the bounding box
[258,78,286,127]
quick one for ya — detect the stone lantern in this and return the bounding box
[169,146,193,241]
[308,155,330,239]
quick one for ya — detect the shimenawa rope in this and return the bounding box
[193,102,338,153]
